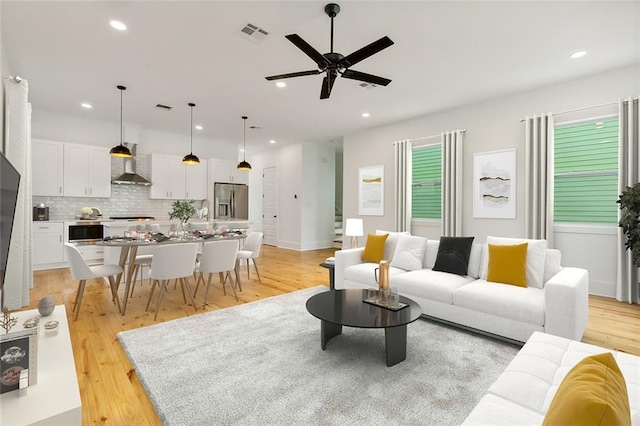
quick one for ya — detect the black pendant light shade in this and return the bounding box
[183,103,200,165]
[110,85,133,158]
[237,116,252,171]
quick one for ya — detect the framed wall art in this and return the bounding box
[473,149,516,219]
[358,165,384,216]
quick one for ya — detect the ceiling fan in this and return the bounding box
[265,3,394,99]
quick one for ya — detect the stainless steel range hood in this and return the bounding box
[111,143,152,186]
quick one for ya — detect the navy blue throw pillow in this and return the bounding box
[432,236,475,276]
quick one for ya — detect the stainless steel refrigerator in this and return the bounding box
[213,183,249,220]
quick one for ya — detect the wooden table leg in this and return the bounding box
[121,245,138,315]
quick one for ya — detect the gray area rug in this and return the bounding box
[117,286,520,425]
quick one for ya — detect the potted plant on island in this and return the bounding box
[168,200,196,233]
[618,182,640,268]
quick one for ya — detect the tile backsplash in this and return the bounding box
[33,155,208,221]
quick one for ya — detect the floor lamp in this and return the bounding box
[345,218,364,248]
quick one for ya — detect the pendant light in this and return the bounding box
[182,103,200,165]
[237,116,252,171]
[110,85,133,158]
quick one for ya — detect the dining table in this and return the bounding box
[96,231,246,315]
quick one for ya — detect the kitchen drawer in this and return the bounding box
[33,222,64,234]
[75,245,105,263]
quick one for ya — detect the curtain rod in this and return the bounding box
[519,97,639,122]
[393,129,466,144]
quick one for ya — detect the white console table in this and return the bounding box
[0,305,82,425]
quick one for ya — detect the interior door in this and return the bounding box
[263,166,278,246]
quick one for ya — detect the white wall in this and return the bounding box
[301,142,335,250]
[31,109,238,160]
[343,65,640,297]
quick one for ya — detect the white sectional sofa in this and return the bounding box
[335,234,590,343]
[462,331,640,425]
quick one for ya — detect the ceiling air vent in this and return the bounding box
[155,104,172,111]
[240,23,269,42]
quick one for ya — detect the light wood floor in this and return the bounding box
[23,245,640,425]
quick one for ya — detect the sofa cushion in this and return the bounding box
[391,235,427,271]
[344,262,408,288]
[433,236,475,275]
[452,279,545,325]
[423,240,440,269]
[544,249,562,283]
[376,230,411,262]
[542,352,631,426]
[487,243,528,287]
[467,243,483,278]
[461,393,545,426]
[362,233,389,263]
[391,269,475,304]
[482,236,547,288]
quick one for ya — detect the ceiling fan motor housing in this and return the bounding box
[325,3,340,18]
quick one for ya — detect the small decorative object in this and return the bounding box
[0,308,17,334]
[168,200,196,231]
[79,207,95,220]
[374,260,390,292]
[44,321,59,337]
[37,296,55,317]
[22,318,39,329]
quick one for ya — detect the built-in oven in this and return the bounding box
[66,221,104,244]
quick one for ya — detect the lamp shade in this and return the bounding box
[345,218,364,237]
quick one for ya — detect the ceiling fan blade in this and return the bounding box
[285,34,330,68]
[265,70,322,81]
[320,72,337,99]
[341,69,391,86]
[337,36,394,69]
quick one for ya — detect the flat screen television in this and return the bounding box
[0,151,21,307]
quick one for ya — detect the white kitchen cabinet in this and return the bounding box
[33,222,64,269]
[185,158,207,199]
[212,159,248,184]
[32,139,64,196]
[63,143,111,197]
[150,153,186,199]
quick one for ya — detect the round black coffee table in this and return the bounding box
[306,289,422,366]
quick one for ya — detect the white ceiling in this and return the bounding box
[2,1,639,154]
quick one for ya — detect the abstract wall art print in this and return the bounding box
[473,149,516,219]
[358,165,384,216]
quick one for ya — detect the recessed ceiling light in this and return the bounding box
[361,112,370,118]
[240,148,245,152]
[110,20,127,31]
[195,125,203,130]
[81,103,92,109]
[276,82,286,88]
[269,140,276,144]
[570,50,587,59]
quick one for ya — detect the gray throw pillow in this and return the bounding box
[433,236,475,276]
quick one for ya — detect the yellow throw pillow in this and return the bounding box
[486,243,528,287]
[362,233,389,263]
[543,352,631,426]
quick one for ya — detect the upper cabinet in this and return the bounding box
[63,143,111,197]
[32,139,64,196]
[212,159,248,185]
[185,158,207,200]
[150,153,186,200]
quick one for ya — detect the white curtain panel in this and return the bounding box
[524,114,555,247]
[3,78,33,309]
[394,139,412,232]
[441,130,463,237]
[616,96,640,304]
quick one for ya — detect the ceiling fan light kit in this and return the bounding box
[110,85,133,158]
[182,102,200,165]
[237,116,252,171]
[265,2,394,99]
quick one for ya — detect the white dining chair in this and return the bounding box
[194,240,240,306]
[236,231,263,287]
[145,243,198,320]
[127,224,160,297]
[64,243,123,321]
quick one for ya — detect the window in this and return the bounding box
[554,117,618,223]
[412,144,442,219]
